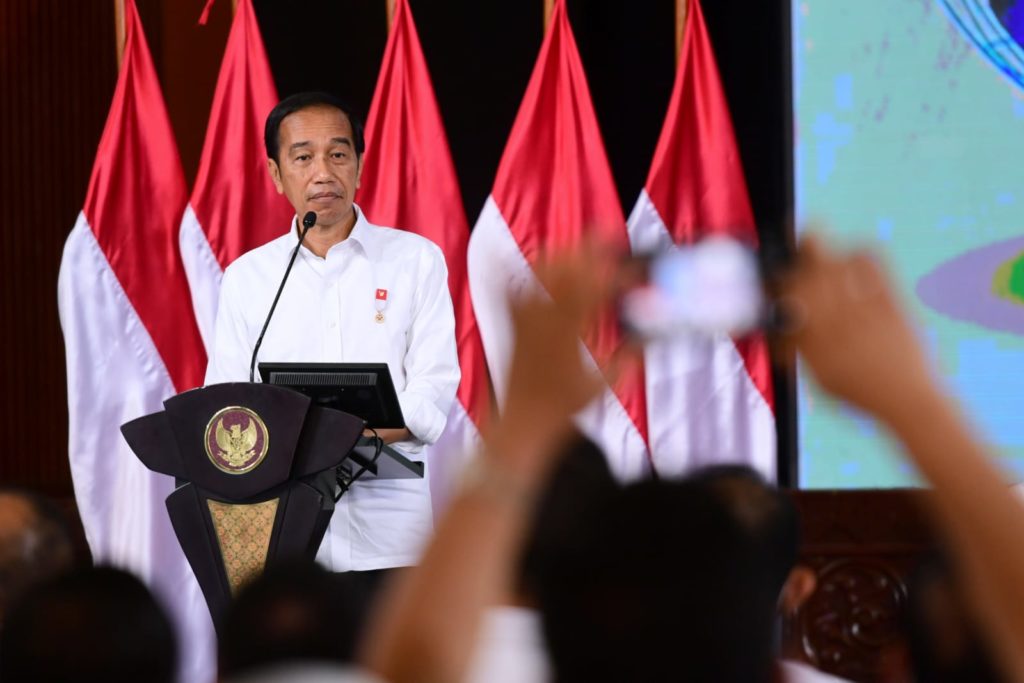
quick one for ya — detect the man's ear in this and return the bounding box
[355,156,363,189]
[779,565,818,616]
[267,158,284,193]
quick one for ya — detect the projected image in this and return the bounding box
[794,0,1024,488]
[923,1,1024,337]
[917,235,1024,337]
[941,0,1024,91]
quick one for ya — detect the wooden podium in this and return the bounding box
[121,382,364,630]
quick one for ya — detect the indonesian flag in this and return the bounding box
[467,0,649,481]
[56,1,214,680]
[626,0,775,479]
[180,0,293,350]
[356,0,492,512]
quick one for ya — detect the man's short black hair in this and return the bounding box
[264,91,365,164]
[517,434,619,600]
[904,551,1007,683]
[219,560,370,678]
[538,479,778,683]
[683,464,800,596]
[0,488,75,624]
[0,565,177,683]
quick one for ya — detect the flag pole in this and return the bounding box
[675,0,688,64]
[114,0,126,68]
[386,0,396,32]
[198,0,235,25]
[544,0,554,32]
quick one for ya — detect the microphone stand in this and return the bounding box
[249,211,317,383]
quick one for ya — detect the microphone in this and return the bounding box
[301,210,318,231]
[249,211,317,382]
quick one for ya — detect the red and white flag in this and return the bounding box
[626,0,775,479]
[180,0,293,349]
[57,0,214,679]
[356,0,492,512]
[467,0,649,481]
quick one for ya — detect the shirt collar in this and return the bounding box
[284,203,382,261]
[346,204,383,261]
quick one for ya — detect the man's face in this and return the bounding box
[267,105,362,230]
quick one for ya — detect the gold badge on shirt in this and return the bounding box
[375,288,388,324]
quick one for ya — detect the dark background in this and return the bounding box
[0,0,793,504]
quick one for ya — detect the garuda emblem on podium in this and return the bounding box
[204,406,269,474]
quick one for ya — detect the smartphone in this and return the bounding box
[619,238,765,340]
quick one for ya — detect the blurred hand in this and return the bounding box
[778,234,934,420]
[360,247,631,683]
[491,245,627,481]
[775,234,1024,683]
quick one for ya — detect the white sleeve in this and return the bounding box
[204,266,255,385]
[397,244,461,444]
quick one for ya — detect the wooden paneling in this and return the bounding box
[0,0,231,497]
[147,0,232,187]
[782,489,937,682]
[0,2,117,496]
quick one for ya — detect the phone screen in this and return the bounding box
[620,238,764,340]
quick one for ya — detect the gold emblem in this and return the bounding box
[204,406,269,474]
[375,311,385,323]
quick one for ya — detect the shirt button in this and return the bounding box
[329,321,337,329]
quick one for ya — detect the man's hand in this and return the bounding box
[363,427,413,445]
[361,245,632,683]
[776,233,1024,683]
[777,234,935,423]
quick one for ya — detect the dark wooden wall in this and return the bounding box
[782,490,938,682]
[0,1,117,498]
[0,0,239,558]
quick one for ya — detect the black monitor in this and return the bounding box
[258,362,405,429]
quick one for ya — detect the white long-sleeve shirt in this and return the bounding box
[206,205,460,570]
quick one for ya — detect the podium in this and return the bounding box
[120,382,413,629]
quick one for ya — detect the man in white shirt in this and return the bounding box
[205,91,459,573]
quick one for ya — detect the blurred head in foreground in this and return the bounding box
[684,464,816,615]
[219,560,370,680]
[904,552,1005,683]
[516,433,620,604]
[538,477,779,683]
[0,565,177,683]
[0,488,74,626]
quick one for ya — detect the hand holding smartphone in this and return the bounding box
[619,237,766,340]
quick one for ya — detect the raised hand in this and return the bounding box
[778,234,934,423]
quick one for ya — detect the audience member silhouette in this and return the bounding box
[464,433,620,683]
[538,478,778,683]
[0,488,74,627]
[0,565,177,683]
[902,551,1006,683]
[219,560,372,680]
